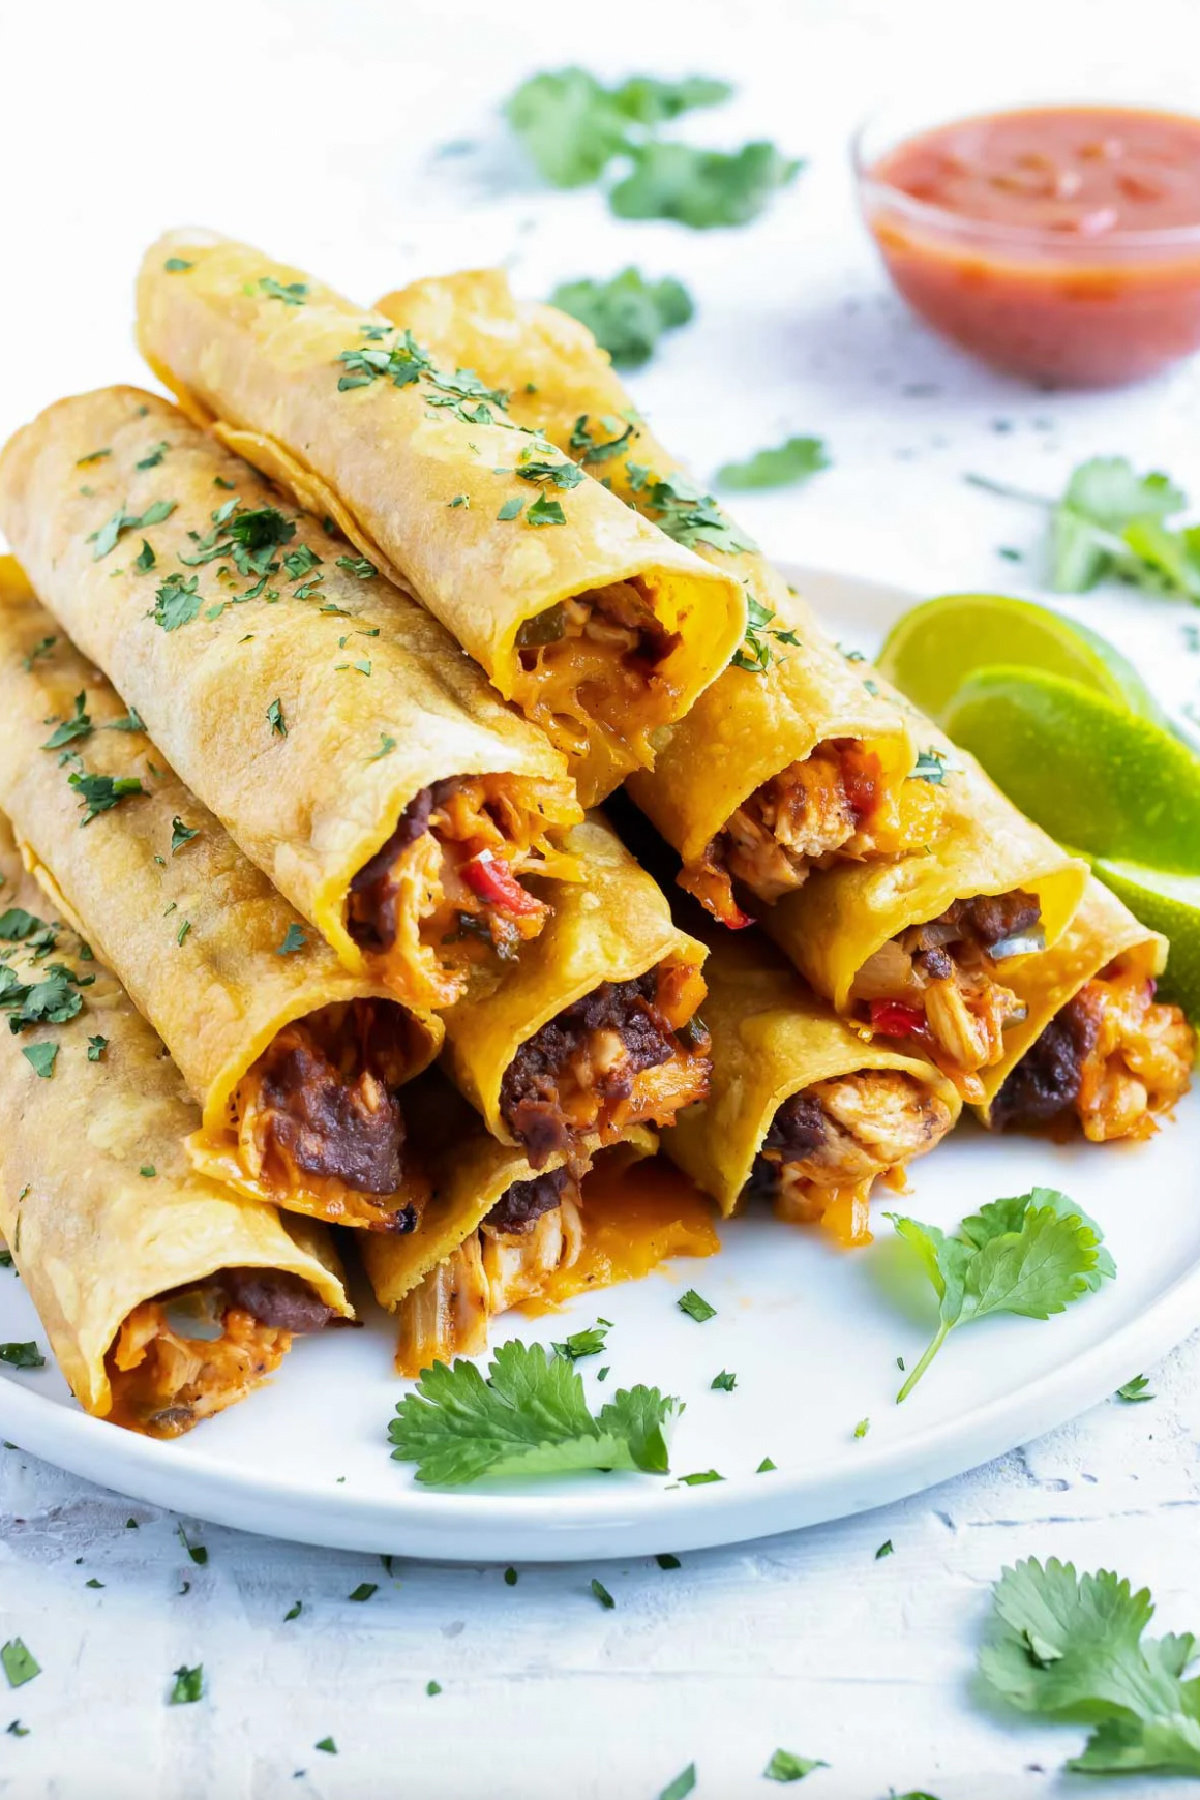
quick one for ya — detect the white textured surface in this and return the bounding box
[3,0,1200,1793]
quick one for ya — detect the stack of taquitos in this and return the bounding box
[0,810,353,1436]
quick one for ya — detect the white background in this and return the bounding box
[4,0,1200,1794]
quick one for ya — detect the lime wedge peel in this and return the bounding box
[877,590,1167,730]
[1088,858,1200,1022]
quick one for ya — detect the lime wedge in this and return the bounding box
[877,591,1165,728]
[942,665,1200,874]
[1088,859,1200,1020]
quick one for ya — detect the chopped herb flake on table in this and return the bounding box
[590,1577,615,1610]
[1,1641,39,1689]
[0,1343,44,1368]
[552,1321,611,1360]
[1116,1375,1154,1403]
[657,1762,697,1800]
[677,1289,716,1322]
[764,1748,829,1782]
[710,1370,737,1391]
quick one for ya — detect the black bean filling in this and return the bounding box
[989,995,1098,1132]
[484,1166,571,1234]
[744,1090,829,1202]
[348,778,457,952]
[219,1269,339,1333]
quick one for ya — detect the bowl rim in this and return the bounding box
[850,100,1200,254]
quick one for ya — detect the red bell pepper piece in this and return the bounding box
[460,852,544,918]
[868,998,924,1037]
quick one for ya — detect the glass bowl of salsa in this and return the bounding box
[854,95,1200,386]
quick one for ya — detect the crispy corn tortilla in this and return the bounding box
[661,924,962,1214]
[977,874,1168,1120]
[0,561,441,1146]
[0,811,350,1420]
[441,814,708,1140]
[0,386,581,1006]
[374,267,917,858]
[136,233,747,805]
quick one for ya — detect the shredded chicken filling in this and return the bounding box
[106,1270,337,1438]
[681,742,947,925]
[499,962,711,1167]
[395,1181,583,1374]
[992,958,1194,1141]
[851,889,1045,1098]
[511,582,682,770]
[745,1071,956,1243]
[348,775,572,1009]
[225,1001,427,1230]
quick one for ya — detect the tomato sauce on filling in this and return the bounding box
[865,106,1200,386]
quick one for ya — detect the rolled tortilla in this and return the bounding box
[375,268,933,919]
[0,386,582,1014]
[661,923,961,1242]
[360,1072,713,1374]
[0,810,352,1436]
[0,561,440,1232]
[442,814,711,1162]
[982,875,1194,1137]
[136,233,747,806]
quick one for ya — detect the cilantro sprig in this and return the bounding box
[550,269,693,368]
[716,436,830,493]
[387,1339,676,1486]
[731,594,801,674]
[980,1556,1200,1775]
[887,1189,1115,1401]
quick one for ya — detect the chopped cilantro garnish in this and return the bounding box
[590,1578,615,1610]
[425,1682,441,1698]
[284,1601,302,1621]
[909,748,952,785]
[315,1736,337,1754]
[335,555,376,580]
[76,447,111,466]
[551,270,693,368]
[90,500,175,561]
[21,636,57,671]
[888,1190,1115,1402]
[0,964,84,1032]
[763,1748,828,1782]
[169,1665,203,1705]
[756,1458,776,1473]
[979,1555,1200,1775]
[710,1370,737,1391]
[656,1553,681,1570]
[134,540,156,573]
[448,493,470,509]
[42,694,92,752]
[679,1470,723,1486]
[266,698,287,737]
[21,1044,56,1081]
[853,1418,870,1439]
[152,572,203,632]
[282,544,322,580]
[177,1525,207,1565]
[175,920,191,948]
[68,771,145,826]
[611,140,802,229]
[876,1539,894,1560]
[506,69,731,188]
[369,733,396,761]
[136,442,170,470]
[163,257,193,272]
[5,1720,28,1736]
[87,1035,108,1061]
[626,463,753,554]
[504,1567,518,1586]
[0,1342,44,1368]
[731,593,801,674]
[677,1289,716,1323]
[497,497,524,522]
[1116,1374,1154,1403]
[170,817,199,856]
[569,414,638,463]
[258,276,308,306]
[716,436,830,492]
[276,924,306,956]
[552,1320,611,1361]
[526,493,567,527]
[657,1763,697,1800]
[1,1642,39,1689]
[140,1166,156,1178]
[0,909,55,949]
[348,1583,377,1602]
[515,457,585,491]
[387,1338,676,1485]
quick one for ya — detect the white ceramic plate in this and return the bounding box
[0,565,1194,1563]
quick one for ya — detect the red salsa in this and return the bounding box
[863,106,1200,385]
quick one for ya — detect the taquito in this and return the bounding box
[661,925,961,1246]
[0,561,439,1232]
[441,815,711,1164]
[984,876,1193,1140]
[374,268,938,921]
[361,1074,714,1373]
[136,233,747,806]
[0,811,352,1437]
[0,386,582,1014]
[762,741,1088,1102]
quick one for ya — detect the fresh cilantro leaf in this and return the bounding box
[91,500,175,561]
[853,1417,870,1439]
[550,269,694,368]
[626,463,753,554]
[266,698,287,737]
[169,1664,203,1705]
[909,748,953,785]
[498,497,524,521]
[656,1553,681,1569]
[348,1583,377,1602]
[514,457,585,491]
[590,1578,614,1610]
[757,1457,776,1472]
[504,1567,518,1586]
[888,1189,1115,1401]
[315,1736,337,1753]
[0,1343,44,1368]
[678,1289,716,1322]
[164,258,193,272]
[176,1524,207,1565]
[140,1166,156,1178]
[170,818,199,856]
[21,636,57,671]
[1051,457,1188,594]
[335,555,376,579]
[876,1539,894,1559]
[610,140,802,229]
[425,1681,441,1697]
[710,1370,737,1391]
[679,1470,723,1486]
[1,1641,39,1688]
[258,276,308,306]
[611,75,731,126]
[370,734,396,761]
[657,1763,696,1800]
[552,1321,611,1361]
[1116,1375,1154,1403]
[134,540,156,572]
[0,909,55,947]
[569,413,638,463]
[387,1339,676,1485]
[106,708,146,733]
[980,1555,1200,1775]
[136,442,170,470]
[282,544,322,580]
[526,494,566,527]
[87,1035,108,1061]
[0,965,84,1032]
[152,572,203,631]
[21,1044,56,1081]
[42,693,93,752]
[764,1748,828,1782]
[68,771,146,826]
[716,436,830,492]
[505,68,632,188]
[731,592,802,674]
